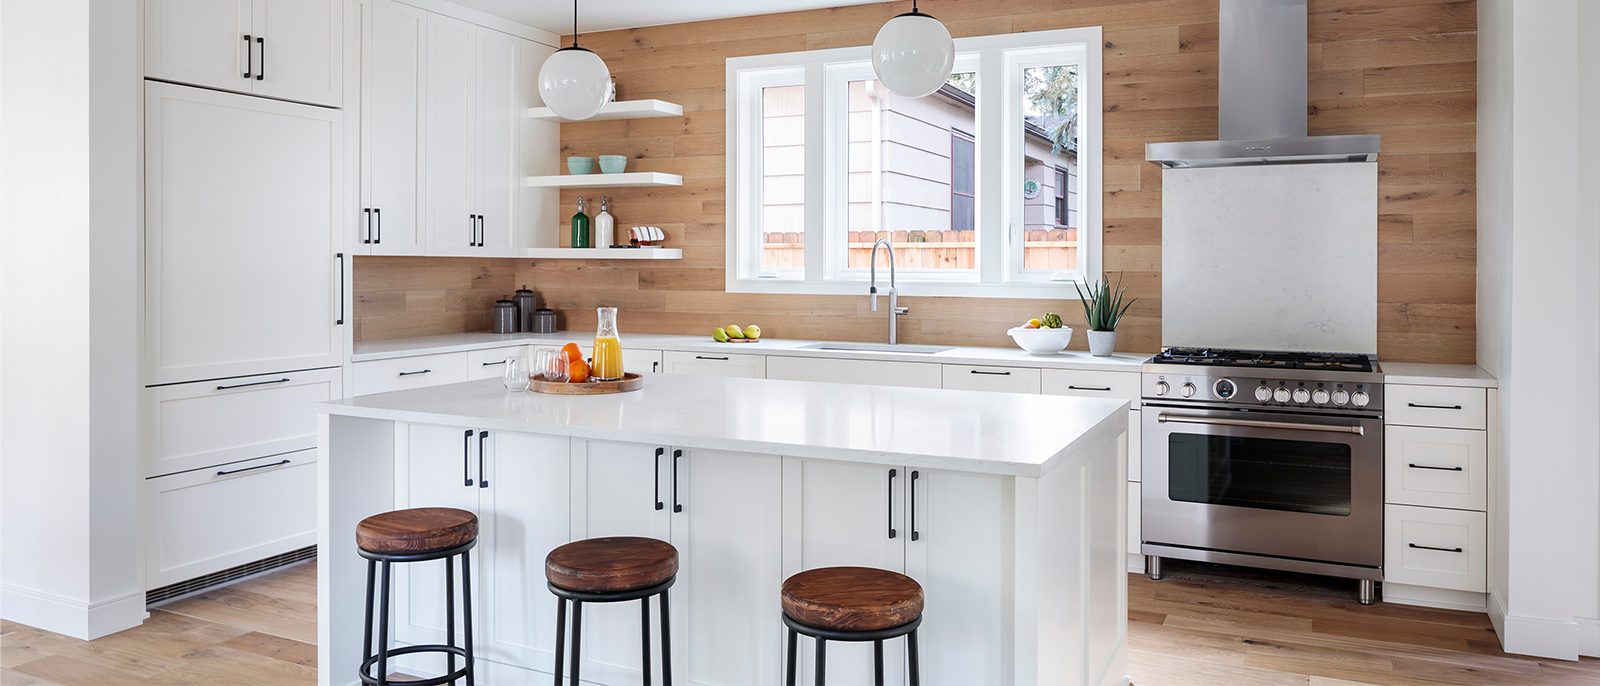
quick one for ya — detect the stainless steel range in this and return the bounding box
[1140,348,1384,604]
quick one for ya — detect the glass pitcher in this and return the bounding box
[591,307,624,381]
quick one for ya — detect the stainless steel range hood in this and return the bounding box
[1146,0,1378,168]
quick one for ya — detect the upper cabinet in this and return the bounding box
[357,0,427,254]
[145,0,342,108]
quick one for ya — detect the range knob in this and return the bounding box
[1332,389,1350,405]
[1154,381,1170,396]
[1292,388,1310,404]
[1254,385,1273,402]
[1273,387,1290,403]
[1180,382,1197,398]
[1312,389,1330,405]
[1352,391,1370,407]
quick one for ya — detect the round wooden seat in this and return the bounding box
[782,566,924,632]
[545,537,678,593]
[356,507,478,556]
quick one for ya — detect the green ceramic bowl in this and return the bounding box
[566,156,595,175]
[598,155,628,174]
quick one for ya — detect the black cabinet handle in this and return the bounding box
[910,470,920,542]
[216,377,290,390]
[1069,385,1113,392]
[695,356,729,361]
[374,208,381,244]
[478,215,486,246]
[217,459,290,476]
[256,36,264,80]
[468,214,478,246]
[243,35,253,78]
[478,431,489,488]
[1409,543,1464,553]
[652,361,660,373]
[481,360,506,366]
[363,208,372,244]
[462,430,475,487]
[672,449,683,513]
[654,447,665,511]
[970,370,1011,376]
[398,369,431,376]
[887,469,898,539]
[336,252,345,325]
[1408,463,1464,472]
[1407,403,1462,410]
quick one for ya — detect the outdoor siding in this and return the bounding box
[353,0,1477,364]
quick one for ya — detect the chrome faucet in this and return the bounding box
[869,238,910,345]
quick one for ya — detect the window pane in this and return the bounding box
[762,85,805,269]
[845,74,977,271]
[1021,64,1079,271]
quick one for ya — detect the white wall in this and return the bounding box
[0,0,144,639]
[1477,0,1600,660]
[1575,0,1600,657]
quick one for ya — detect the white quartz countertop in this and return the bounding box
[1378,362,1498,388]
[318,373,1130,478]
[352,330,1153,371]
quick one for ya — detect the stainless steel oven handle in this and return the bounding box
[1156,412,1365,436]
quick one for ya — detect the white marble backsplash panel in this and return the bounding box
[1161,163,1378,354]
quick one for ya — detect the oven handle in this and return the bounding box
[1156,412,1365,436]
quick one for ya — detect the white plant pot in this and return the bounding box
[1087,330,1117,357]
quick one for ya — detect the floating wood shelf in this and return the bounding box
[526,99,684,123]
[525,172,683,188]
[524,248,683,260]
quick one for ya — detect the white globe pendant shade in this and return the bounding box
[871,6,955,98]
[538,46,611,121]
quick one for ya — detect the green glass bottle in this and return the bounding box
[571,196,591,249]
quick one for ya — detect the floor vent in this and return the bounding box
[146,545,316,606]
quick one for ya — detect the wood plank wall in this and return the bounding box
[353,0,1477,363]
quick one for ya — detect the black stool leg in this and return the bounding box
[814,638,826,686]
[362,559,376,676]
[785,627,797,686]
[461,551,475,686]
[377,561,391,686]
[446,556,457,684]
[659,590,672,686]
[873,640,884,686]
[641,597,652,686]
[552,599,566,686]
[907,629,920,686]
[570,601,583,686]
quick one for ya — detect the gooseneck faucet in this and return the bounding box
[869,238,910,345]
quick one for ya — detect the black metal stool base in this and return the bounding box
[360,541,478,686]
[782,612,922,686]
[549,577,676,686]
[360,644,470,686]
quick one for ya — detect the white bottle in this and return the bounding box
[595,196,615,248]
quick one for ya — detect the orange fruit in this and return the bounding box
[569,358,590,383]
[561,342,583,364]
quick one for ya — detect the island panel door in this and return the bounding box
[570,440,673,684]
[782,457,907,685]
[904,468,1011,685]
[668,448,783,686]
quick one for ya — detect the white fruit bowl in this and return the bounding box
[1007,326,1074,354]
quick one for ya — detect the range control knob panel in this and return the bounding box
[1272,387,1291,403]
[1291,387,1311,404]
[1180,382,1197,398]
[1154,380,1170,396]
[1312,389,1331,405]
[1332,389,1350,405]
[1352,390,1370,407]
[1254,385,1273,402]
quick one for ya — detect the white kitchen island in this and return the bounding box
[316,373,1130,686]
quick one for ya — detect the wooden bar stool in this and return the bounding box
[356,507,479,686]
[546,536,678,685]
[781,567,923,686]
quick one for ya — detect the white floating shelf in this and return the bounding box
[526,99,684,123]
[525,172,683,188]
[524,248,683,260]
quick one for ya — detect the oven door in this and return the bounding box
[1142,405,1383,568]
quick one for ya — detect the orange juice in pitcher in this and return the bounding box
[591,307,625,381]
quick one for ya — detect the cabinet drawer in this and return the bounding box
[942,365,1041,393]
[145,451,317,588]
[662,350,766,379]
[1386,385,1486,429]
[1040,369,1140,402]
[355,352,468,395]
[765,356,940,388]
[1385,426,1486,511]
[468,346,528,380]
[1384,504,1485,592]
[146,367,340,477]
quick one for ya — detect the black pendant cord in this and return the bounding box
[572,0,580,48]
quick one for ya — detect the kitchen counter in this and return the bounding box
[1378,362,1498,388]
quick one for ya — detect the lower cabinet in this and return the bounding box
[355,352,469,395]
[941,364,1041,393]
[766,356,941,389]
[662,350,765,378]
[1383,504,1486,593]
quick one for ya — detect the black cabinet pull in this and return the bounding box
[654,447,665,511]
[970,370,1011,376]
[363,208,372,244]
[216,377,290,390]
[910,470,920,542]
[481,360,506,366]
[695,356,728,361]
[1407,403,1463,410]
[478,431,489,488]
[887,469,898,539]
[336,252,345,325]
[398,369,431,376]
[1408,463,1464,472]
[1068,385,1113,392]
[1409,543,1464,553]
[462,429,475,487]
[374,208,381,244]
[478,215,486,246]
[243,35,253,78]
[217,459,290,476]
[468,214,478,246]
[256,36,265,80]
[672,449,683,513]
[652,361,660,373]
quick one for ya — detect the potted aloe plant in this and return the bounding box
[1074,273,1137,356]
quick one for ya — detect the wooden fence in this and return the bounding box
[761,230,1077,271]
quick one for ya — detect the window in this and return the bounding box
[727,28,1102,297]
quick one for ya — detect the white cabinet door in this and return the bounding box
[782,457,906,685]
[1384,504,1486,592]
[479,432,572,676]
[767,356,941,388]
[663,351,766,378]
[358,0,427,255]
[670,449,784,686]
[571,440,673,683]
[145,82,342,384]
[251,0,342,107]
[393,423,484,673]
[904,468,1009,686]
[1386,385,1487,430]
[353,352,468,395]
[144,0,253,95]
[1040,369,1141,402]
[425,13,477,256]
[519,38,560,250]
[146,367,341,478]
[941,364,1041,393]
[474,27,521,257]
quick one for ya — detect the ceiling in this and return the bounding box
[450,0,888,36]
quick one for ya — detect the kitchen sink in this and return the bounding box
[796,342,953,355]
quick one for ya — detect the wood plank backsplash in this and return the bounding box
[354,0,1477,363]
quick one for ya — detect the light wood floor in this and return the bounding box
[7,558,1600,685]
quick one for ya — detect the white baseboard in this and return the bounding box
[1486,588,1581,660]
[1579,617,1599,658]
[1382,583,1488,613]
[1127,552,1145,574]
[1,584,146,640]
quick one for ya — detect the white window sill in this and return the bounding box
[726,277,1089,300]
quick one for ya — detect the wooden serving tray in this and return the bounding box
[531,372,644,395]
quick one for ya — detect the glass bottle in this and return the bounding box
[571,196,591,249]
[591,307,624,381]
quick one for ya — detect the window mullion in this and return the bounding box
[803,62,826,283]
[977,47,1006,284]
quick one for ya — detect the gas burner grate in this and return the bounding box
[1153,348,1373,373]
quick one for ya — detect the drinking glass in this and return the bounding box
[501,356,530,391]
[534,349,569,383]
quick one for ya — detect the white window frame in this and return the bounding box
[725,26,1103,298]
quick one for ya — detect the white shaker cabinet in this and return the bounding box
[356,0,428,255]
[144,0,341,107]
[662,351,766,378]
[903,468,1010,686]
[766,356,941,389]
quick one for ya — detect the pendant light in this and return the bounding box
[538,0,612,120]
[871,0,955,98]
